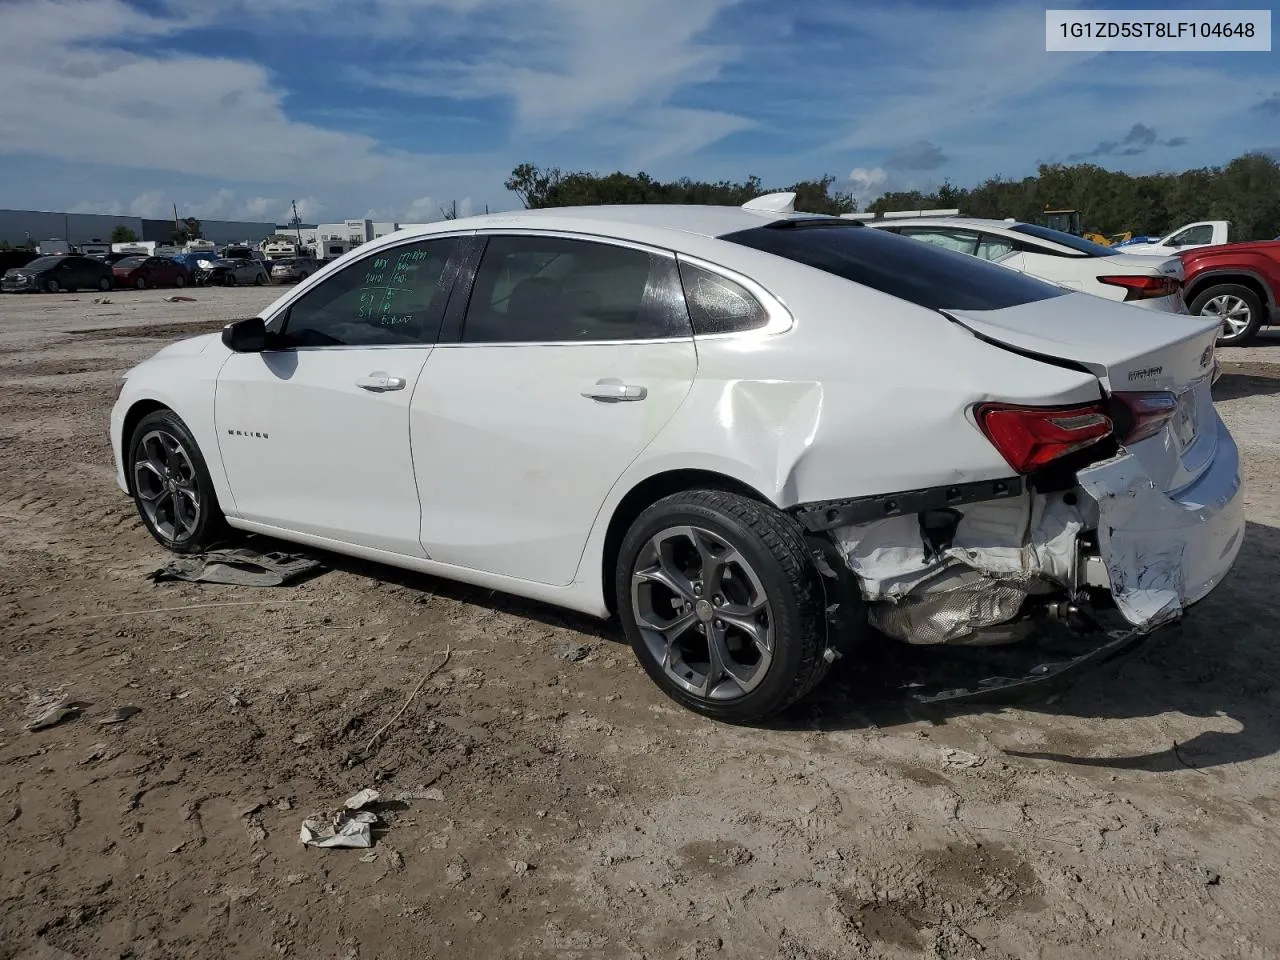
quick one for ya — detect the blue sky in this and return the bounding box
[0,0,1276,225]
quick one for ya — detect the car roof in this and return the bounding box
[393,204,839,244]
[867,216,1022,232]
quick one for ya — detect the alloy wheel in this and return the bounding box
[1200,294,1251,340]
[132,429,203,543]
[630,524,774,702]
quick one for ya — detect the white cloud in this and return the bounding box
[0,0,436,187]
[346,0,750,158]
[403,196,439,222]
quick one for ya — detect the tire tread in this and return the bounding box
[621,488,831,721]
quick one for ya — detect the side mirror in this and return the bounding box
[222,316,266,352]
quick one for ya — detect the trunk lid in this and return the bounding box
[1099,252,1185,280]
[946,292,1222,493]
[945,292,1217,393]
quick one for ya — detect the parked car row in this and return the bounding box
[867,215,1280,346]
[2,251,327,293]
[111,195,1246,721]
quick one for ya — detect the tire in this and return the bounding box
[174,274,185,288]
[224,274,236,286]
[254,272,265,286]
[126,409,227,554]
[1189,283,1264,346]
[98,277,111,292]
[135,276,147,290]
[44,279,60,293]
[616,489,830,723]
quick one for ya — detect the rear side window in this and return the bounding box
[720,222,1065,312]
[1009,223,1116,256]
[677,260,769,334]
[461,234,690,343]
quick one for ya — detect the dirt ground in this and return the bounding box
[2,287,1280,960]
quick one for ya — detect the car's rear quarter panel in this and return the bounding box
[622,243,1104,507]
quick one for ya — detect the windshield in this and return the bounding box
[720,220,1065,312]
[115,256,146,268]
[1009,223,1118,256]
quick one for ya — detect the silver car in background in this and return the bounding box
[270,257,323,283]
[195,257,270,286]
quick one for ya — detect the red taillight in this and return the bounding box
[1097,274,1181,301]
[1112,390,1177,444]
[975,402,1113,473]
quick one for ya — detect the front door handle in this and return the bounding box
[356,373,406,392]
[581,379,647,402]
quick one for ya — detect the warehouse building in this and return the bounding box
[0,208,276,248]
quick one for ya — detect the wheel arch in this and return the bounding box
[119,399,173,492]
[1185,269,1274,316]
[599,468,772,616]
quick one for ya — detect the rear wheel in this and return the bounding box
[174,274,185,288]
[135,276,147,290]
[616,490,829,723]
[254,272,265,286]
[127,409,226,554]
[1190,283,1264,346]
[98,277,111,292]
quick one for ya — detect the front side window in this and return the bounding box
[975,234,1016,261]
[277,237,460,347]
[897,228,980,256]
[461,234,688,343]
[1169,224,1213,247]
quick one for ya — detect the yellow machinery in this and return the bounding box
[1042,207,1124,246]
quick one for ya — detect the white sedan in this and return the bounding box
[867,216,1188,313]
[111,195,1245,722]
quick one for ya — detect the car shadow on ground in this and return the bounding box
[250,521,1280,772]
[793,520,1280,772]
[1212,363,1280,401]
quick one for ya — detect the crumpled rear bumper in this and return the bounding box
[1077,415,1245,630]
[813,412,1244,662]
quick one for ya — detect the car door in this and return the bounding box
[213,234,466,555]
[411,232,698,586]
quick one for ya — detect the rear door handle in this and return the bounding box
[581,379,647,402]
[356,373,406,392]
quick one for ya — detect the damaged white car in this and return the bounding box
[110,194,1245,722]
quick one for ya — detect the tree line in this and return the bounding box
[506,152,1280,241]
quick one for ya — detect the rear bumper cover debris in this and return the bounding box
[797,414,1246,674]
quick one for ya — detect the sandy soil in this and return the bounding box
[2,287,1280,960]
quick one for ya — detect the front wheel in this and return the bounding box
[127,409,226,553]
[174,274,185,288]
[254,272,266,286]
[1190,283,1264,346]
[44,279,61,293]
[98,277,111,292]
[135,276,147,290]
[616,490,830,723]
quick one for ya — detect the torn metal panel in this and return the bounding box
[1077,423,1245,631]
[830,491,1093,644]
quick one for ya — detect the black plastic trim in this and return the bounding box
[790,476,1024,533]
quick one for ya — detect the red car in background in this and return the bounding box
[111,256,188,290]
[1181,240,1280,346]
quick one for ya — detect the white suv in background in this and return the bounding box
[867,217,1187,313]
